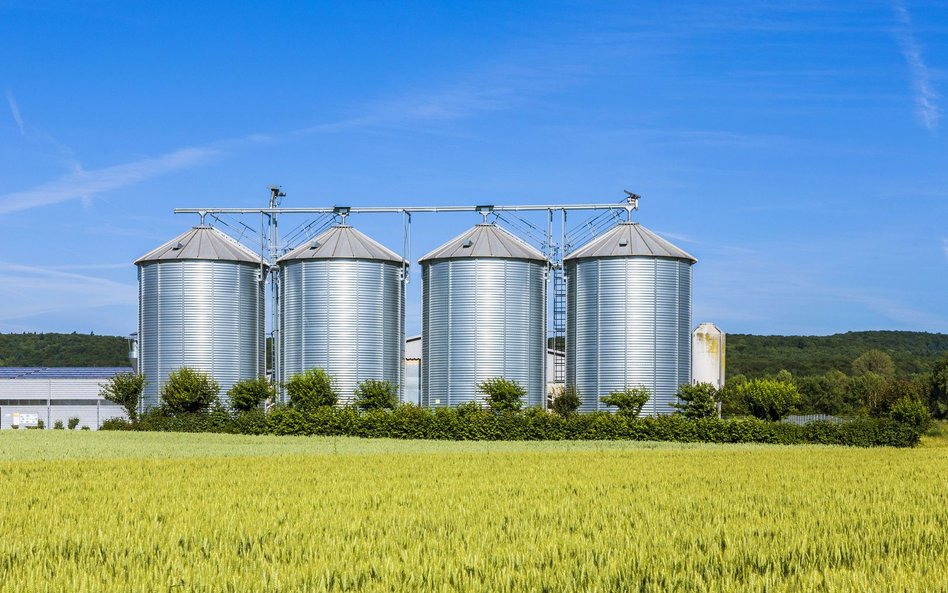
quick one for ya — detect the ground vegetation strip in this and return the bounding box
[0,433,947,592]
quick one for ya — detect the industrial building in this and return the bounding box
[119,195,713,417]
[692,323,726,389]
[278,224,405,404]
[135,225,266,410]
[0,368,131,430]
[419,224,548,409]
[566,222,696,414]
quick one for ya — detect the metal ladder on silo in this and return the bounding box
[551,248,566,384]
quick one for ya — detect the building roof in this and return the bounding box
[565,222,697,263]
[135,226,265,265]
[0,368,134,380]
[419,224,547,263]
[277,225,405,264]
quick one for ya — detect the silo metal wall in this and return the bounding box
[421,258,546,408]
[138,260,265,409]
[280,259,404,405]
[566,257,692,415]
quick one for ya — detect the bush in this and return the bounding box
[477,378,526,413]
[930,354,948,419]
[259,406,920,447]
[100,372,146,421]
[601,387,650,417]
[737,379,800,421]
[100,418,136,431]
[550,385,582,417]
[81,426,90,431]
[160,368,220,414]
[37,420,44,430]
[285,368,338,411]
[672,383,718,419]
[67,417,80,430]
[353,380,399,411]
[53,420,64,430]
[227,377,275,413]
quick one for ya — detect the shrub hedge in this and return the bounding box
[101,405,923,447]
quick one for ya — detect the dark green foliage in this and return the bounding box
[99,372,146,421]
[353,379,399,411]
[81,426,90,430]
[160,368,220,414]
[227,377,275,413]
[852,349,896,378]
[601,387,650,417]
[794,370,854,415]
[889,397,931,434]
[99,417,136,431]
[737,379,800,421]
[672,383,718,419]
[477,378,526,412]
[284,368,338,411]
[0,332,130,367]
[727,331,948,378]
[67,417,80,430]
[259,406,921,447]
[36,420,44,429]
[929,354,948,419]
[550,385,582,417]
[53,420,64,430]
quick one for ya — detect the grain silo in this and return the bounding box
[278,225,405,405]
[135,226,266,410]
[692,322,725,389]
[565,222,696,415]
[420,223,547,408]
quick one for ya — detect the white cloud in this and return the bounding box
[893,0,940,130]
[5,89,25,137]
[0,146,219,215]
[0,262,136,323]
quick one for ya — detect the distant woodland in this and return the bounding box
[0,333,130,367]
[2,330,945,375]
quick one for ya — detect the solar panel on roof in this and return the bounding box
[0,368,133,380]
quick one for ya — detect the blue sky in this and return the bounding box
[1,0,945,337]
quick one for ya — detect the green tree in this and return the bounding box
[477,378,526,412]
[929,354,948,419]
[852,349,896,378]
[736,379,800,421]
[99,372,146,421]
[601,387,650,417]
[549,384,582,417]
[672,383,718,419]
[774,369,794,384]
[284,368,338,411]
[889,396,932,433]
[160,367,220,414]
[847,372,887,416]
[353,379,399,411]
[719,374,749,417]
[227,377,275,413]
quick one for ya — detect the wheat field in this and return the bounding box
[1,431,946,592]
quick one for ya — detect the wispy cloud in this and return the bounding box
[2,59,578,216]
[5,89,26,137]
[0,146,219,215]
[893,0,940,130]
[942,237,948,261]
[0,262,136,323]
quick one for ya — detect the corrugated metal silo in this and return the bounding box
[278,225,405,405]
[565,222,696,415]
[692,322,725,389]
[135,226,266,410]
[420,224,548,408]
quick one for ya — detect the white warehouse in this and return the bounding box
[0,368,131,430]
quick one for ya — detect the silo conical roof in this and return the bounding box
[419,224,547,263]
[134,226,265,265]
[277,225,405,264]
[564,222,696,263]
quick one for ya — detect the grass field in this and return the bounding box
[1,432,947,592]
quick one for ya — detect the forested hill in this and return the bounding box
[728,331,948,378]
[2,330,947,376]
[0,333,130,367]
